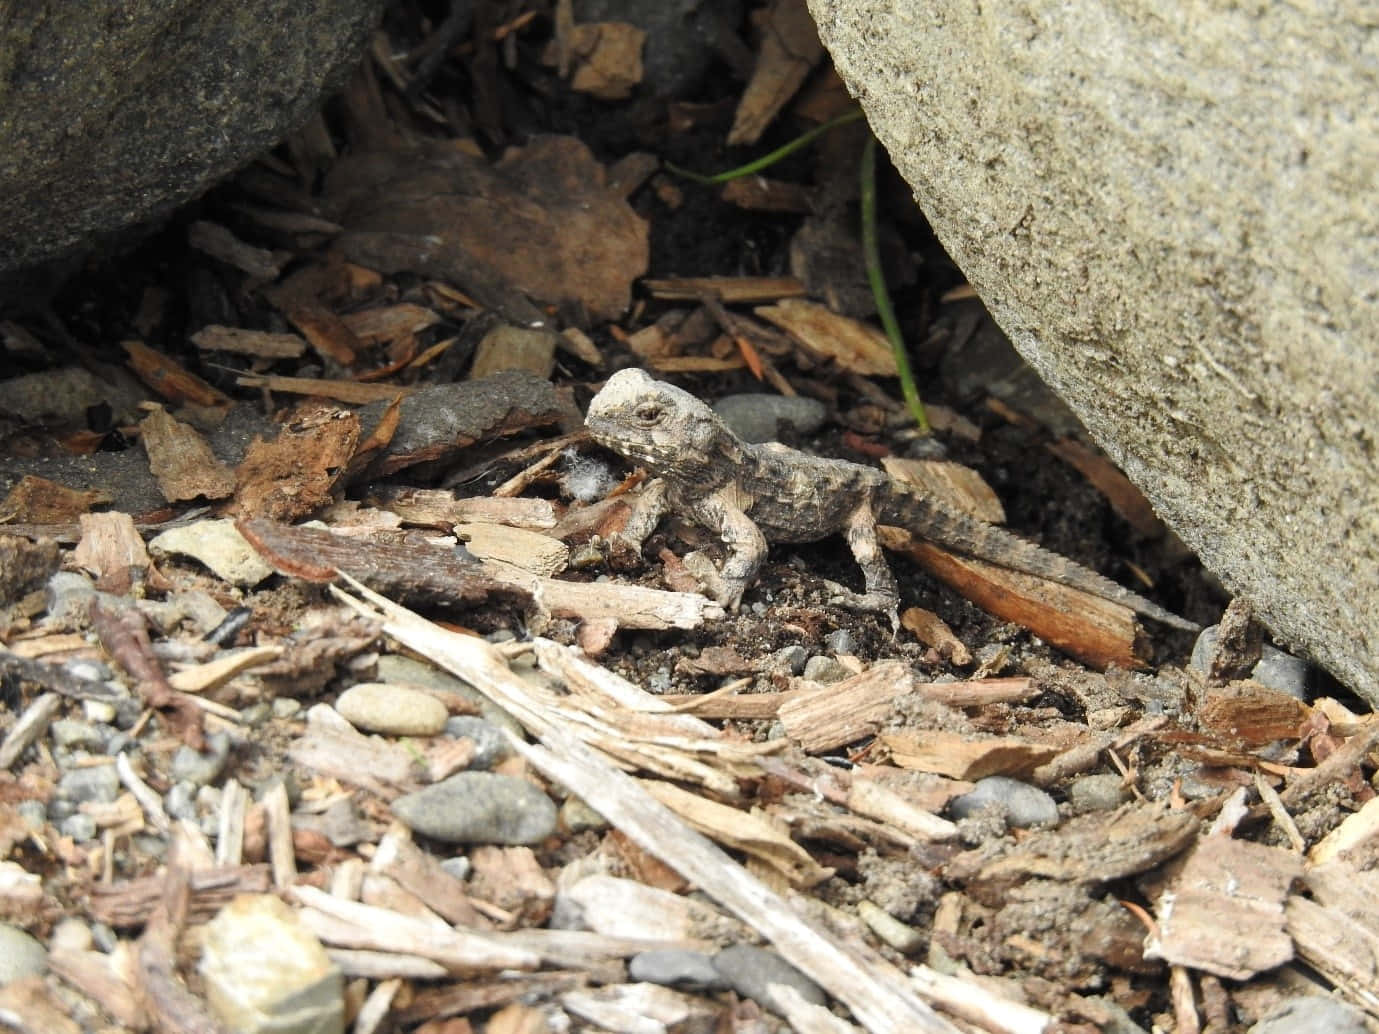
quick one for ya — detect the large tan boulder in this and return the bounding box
[809,2,1379,703]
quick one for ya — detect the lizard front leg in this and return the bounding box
[687,489,767,610]
[822,500,901,622]
[606,477,669,569]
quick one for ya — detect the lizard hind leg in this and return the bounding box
[820,504,902,627]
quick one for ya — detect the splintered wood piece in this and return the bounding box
[122,339,232,409]
[1149,836,1302,979]
[393,973,588,1025]
[234,402,360,521]
[191,325,307,359]
[379,491,560,531]
[642,276,807,303]
[544,21,646,100]
[286,305,363,365]
[468,845,556,925]
[1045,437,1168,538]
[453,523,569,576]
[908,964,1053,1034]
[72,511,151,595]
[879,528,1148,671]
[727,0,824,146]
[1285,862,1379,1014]
[166,646,283,695]
[754,298,898,376]
[1308,794,1379,866]
[1197,680,1310,747]
[720,176,814,213]
[340,303,441,347]
[657,677,1035,719]
[482,559,722,630]
[560,984,720,1033]
[47,948,148,1030]
[233,374,413,404]
[778,662,916,753]
[944,804,1199,894]
[187,220,284,278]
[879,729,1059,781]
[900,606,972,665]
[288,885,542,973]
[0,474,111,523]
[880,457,1006,524]
[641,779,835,888]
[138,407,236,503]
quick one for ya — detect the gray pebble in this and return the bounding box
[91,922,118,953]
[1066,774,1129,814]
[713,394,827,444]
[802,656,851,684]
[170,732,231,786]
[951,776,1059,828]
[767,645,808,676]
[50,719,105,751]
[0,925,46,986]
[104,732,133,756]
[558,796,607,833]
[45,571,96,625]
[64,657,111,683]
[165,781,198,822]
[17,800,46,830]
[443,716,511,769]
[712,944,826,1013]
[272,698,303,719]
[60,813,97,842]
[439,856,471,881]
[1189,625,1315,700]
[390,772,558,845]
[58,764,119,804]
[629,949,726,990]
[239,702,273,727]
[336,683,448,737]
[823,629,855,655]
[1249,997,1368,1034]
[374,655,523,740]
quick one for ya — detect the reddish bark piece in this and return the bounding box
[0,475,110,523]
[233,400,360,521]
[139,407,236,502]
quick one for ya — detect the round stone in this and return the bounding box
[336,683,448,737]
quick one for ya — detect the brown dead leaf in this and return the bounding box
[326,137,648,322]
[544,22,645,101]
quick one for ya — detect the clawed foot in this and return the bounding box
[820,581,901,631]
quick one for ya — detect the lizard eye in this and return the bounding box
[633,402,663,425]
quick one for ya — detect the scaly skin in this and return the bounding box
[586,368,1198,631]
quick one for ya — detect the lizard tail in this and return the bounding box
[877,487,1200,632]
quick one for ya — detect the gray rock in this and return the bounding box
[443,716,512,770]
[0,925,46,986]
[165,781,199,822]
[629,949,726,990]
[200,894,344,1034]
[951,776,1059,829]
[48,719,103,752]
[44,571,96,626]
[1190,624,1316,700]
[1065,774,1129,815]
[1249,997,1368,1034]
[801,656,851,684]
[59,813,97,842]
[439,856,471,881]
[823,629,855,655]
[713,393,828,444]
[767,645,808,676]
[58,764,119,804]
[390,773,558,845]
[170,732,231,786]
[711,944,826,1014]
[0,0,385,280]
[374,655,524,742]
[811,0,1379,704]
[335,683,448,737]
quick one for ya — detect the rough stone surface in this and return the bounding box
[335,683,449,737]
[0,0,385,283]
[1249,996,1368,1034]
[810,1,1379,702]
[390,772,558,845]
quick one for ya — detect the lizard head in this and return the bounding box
[585,368,741,480]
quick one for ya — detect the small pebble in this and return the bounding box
[81,699,117,724]
[91,922,118,953]
[950,776,1059,828]
[1189,625,1314,700]
[271,697,303,720]
[374,655,522,739]
[713,393,827,444]
[60,813,98,842]
[170,732,231,786]
[711,944,825,1013]
[767,645,808,676]
[1249,996,1368,1034]
[50,917,92,954]
[45,571,96,625]
[802,656,851,684]
[49,719,105,751]
[239,702,273,727]
[823,629,855,654]
[443,716,511,769]
[390,772,558,845]
[165,781,198,822]
[1066,774,1129,814]
[58,764,119,804]
[336,683,448,737]
[439,856,471,881]
[559,796,607,833]
[629,949,726,989]
[0,924,46,986]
